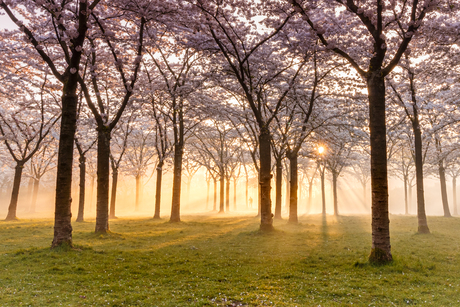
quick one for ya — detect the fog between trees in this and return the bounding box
[0,166,457,219]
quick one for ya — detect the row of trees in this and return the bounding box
[1,0,459,264]
[1,114,458,217]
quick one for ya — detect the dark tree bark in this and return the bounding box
[274,158,283,219]
[438,160,451,217]
[52,85,79,246]
[287,153,298,223]
[367,72,392,263]
[5,163,24,220]
[52,87,79,246]
[76,155,86,222]
[153,163,163,219]
[95,128,111,233]
[259,127,273,231]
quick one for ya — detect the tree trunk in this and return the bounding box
[30,178,39,214]
[135,174,140,212]
[288,153,298,223]
[76,155,86,222]
[95,128,111,233]
[412,109,429,232]
[170,143,183,222]
[438,161,451,217]
[219,173,225,213]
[332,171,338,216]
[259,127,273,231]
[52,84,79,247]
[109,168,118,219]
[153,163,163,219]
[213,178,217,211]
[225,178,230,212]
[367,72,392,263]
[5,162,24,220]
[453,176,457,216]
[274,158,282,219]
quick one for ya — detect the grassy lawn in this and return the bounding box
[1,214,459,306]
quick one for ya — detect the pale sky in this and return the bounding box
[0,13,18,30]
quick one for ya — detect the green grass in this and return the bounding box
[1,214,460,306]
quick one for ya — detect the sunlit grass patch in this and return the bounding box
[1,214,460,306]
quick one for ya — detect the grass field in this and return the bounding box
[1,214,459,306]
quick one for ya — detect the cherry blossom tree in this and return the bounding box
[78,3,149,232]
[191,116,239,213]
[143,27,207,222]
[1,0,102,247]
[288,0,439,263]
[109,115,132,219]
[27,138,58,214]
[273,50,346,222]
[389,139,415,215]
[124,120,156,212]
[188,1,312,230]
[146,95,173,219]
[75,96,97,222]
[0,76,60,220]
[387,54,434,231]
